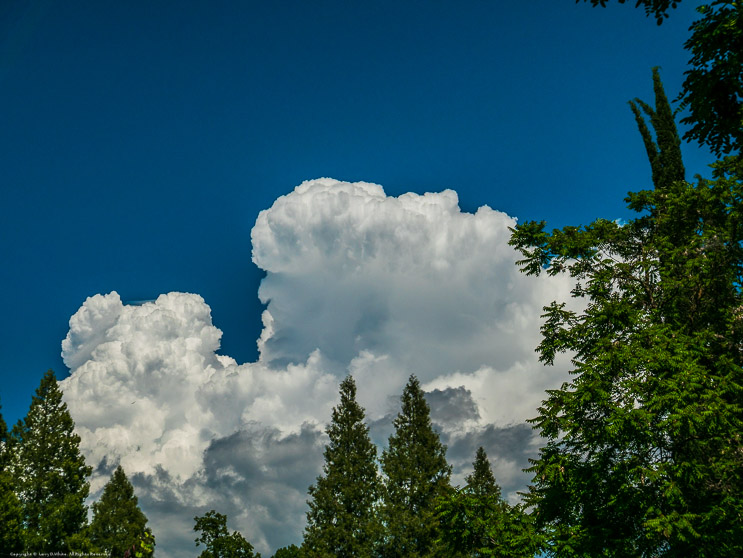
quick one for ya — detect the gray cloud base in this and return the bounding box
[60,178,574,556]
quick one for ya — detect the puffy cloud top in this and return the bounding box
[61,179,574,556]
[252,178,568,410]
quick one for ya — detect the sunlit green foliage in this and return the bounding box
[510,71,743,556]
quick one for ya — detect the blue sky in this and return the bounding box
[0,1,718,555]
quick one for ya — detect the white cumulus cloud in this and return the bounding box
[61,178,574,556]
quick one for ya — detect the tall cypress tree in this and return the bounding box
[10,370,92,551]
[379,375,451,558]
[629,67,685,198]
[89,465,150,556]
[303,375,380,557]
[0,402,23,553]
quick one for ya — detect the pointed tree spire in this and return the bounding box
[303,375,380,557]
[10,370,92,551]
[379,375,452,557]
[629,67,685,194]
[438,446,538,557]
[465,447,501,499]
[89,465,150,557]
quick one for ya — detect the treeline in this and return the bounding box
[270,374,539,558]
[0,366,527,558]
[3,2,742,557]
[0,371,253,558]
[191,374,535,557]
[0,370,155,557]
[0,370,526,558]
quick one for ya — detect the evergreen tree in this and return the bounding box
[379,375,452,558]
[89,465,150,556]
[510,72,743,556]
[0,402,23,553]
[271,544,301,558]
[628,67,685,197]
[194,510,260,558]
[437,447,540,558]
[10,370,92,551]
[303,375,380,558]
[465,447,500,499]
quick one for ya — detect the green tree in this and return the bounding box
[194,509,260,558]
[510,72,743,556]
[302,375,380,557]
[437,447,540,558]
[379,375,452,558]
[88,465,150,556]
[578,0,742,155]
[10,370,92,551]
[466,447,501,499]
[0,402,23,553]
[123,528,156,558]
[579,0,682,25]
[271,544,301,558]
[677,1,742,155]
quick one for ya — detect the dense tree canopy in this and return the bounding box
[303,375,380,557]
[510,71,743,556]
[10,370,92,552]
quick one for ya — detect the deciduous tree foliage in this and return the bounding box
[677,1,743,155]
[578,0,681,24]
[10,370,92,552]
[89,465,150,557]
[379,375,452,558]
[194,509,260,558]
[303,375,380,558]
[510,71,743,556]
[123,529,156,558]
